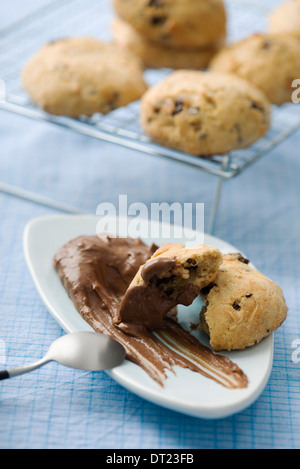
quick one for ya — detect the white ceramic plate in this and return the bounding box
[23,214,273,419]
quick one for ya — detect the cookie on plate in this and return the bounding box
[199,253,288,351]
[112,0,227,49]
[268,0,300,37]
[116,242,223,329]
[210,33,300,105]
[140,70,270,156]
[22,37,147,117]
[112,18,225,69]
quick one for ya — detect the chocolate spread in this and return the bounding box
[141,257,177,283]
[53,234,248,389]
[117,255,200,329]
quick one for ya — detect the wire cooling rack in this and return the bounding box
[0,0,299,232]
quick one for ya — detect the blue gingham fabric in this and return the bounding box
[0,0,300,449]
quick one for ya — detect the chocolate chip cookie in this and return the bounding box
[112,18,225,69]
[199,254,288,351]
[210,33,300,105]
[117,242,222,329]
[140,70,270,156]
[113,0,227,49]
[22,37,147,117]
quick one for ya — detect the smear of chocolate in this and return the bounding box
[53,234,248,389]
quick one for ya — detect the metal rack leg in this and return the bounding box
[207,155,231,235]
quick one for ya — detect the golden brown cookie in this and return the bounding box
[112,18,225,69]
[116,242,223,329]
[22,37,147,117]
[210,33,300,105]
[140,70,270,156]
[268,0,300,37]
[112,0,227,49]
[199,253,288,351]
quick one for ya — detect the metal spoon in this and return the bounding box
[0,331,126,380]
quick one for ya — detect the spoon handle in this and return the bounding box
[0,357,51,380]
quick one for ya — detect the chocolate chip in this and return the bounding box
[186,258,196,265]
[201,282,216,296]
[186,258,197,270]
[172,99,184,115]
[148,0,163,6]
[151,15,167,25]
[232,301,241,311]
[237,254,250,264]
[262,40,273,50]
[251,101,265,113]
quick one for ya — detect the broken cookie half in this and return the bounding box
[199,253,288,351]
[115,242,223,330]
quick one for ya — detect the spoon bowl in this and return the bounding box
[0,331,126,380]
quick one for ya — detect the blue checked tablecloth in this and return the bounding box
[0,0,300,449]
